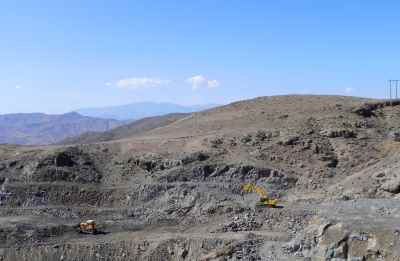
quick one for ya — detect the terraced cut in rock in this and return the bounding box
[1,95,400,260]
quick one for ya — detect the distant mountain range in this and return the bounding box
[0,102,218,145]
[0,112,122,145]
[75,102,218,121]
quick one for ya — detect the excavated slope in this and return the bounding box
[1,95,400,260]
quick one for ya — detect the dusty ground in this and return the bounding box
[1,95,400,260]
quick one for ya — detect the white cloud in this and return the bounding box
[15,85,22,89]
[114,77,169,89]
[186,75,220,90]
[105,82,112,86]
[345,87,354,94]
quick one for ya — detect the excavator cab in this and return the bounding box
[242,183,278,208]
[79,220,97,234]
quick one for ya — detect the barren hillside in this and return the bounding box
[1,95,400,260]
[61,113,189,145]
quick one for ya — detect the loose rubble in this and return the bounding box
[217,213,262,232]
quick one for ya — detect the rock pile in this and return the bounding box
[219,213,262,232]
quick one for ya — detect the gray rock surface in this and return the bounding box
[1,96,400,260]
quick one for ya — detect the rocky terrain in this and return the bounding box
[1,95,400,260]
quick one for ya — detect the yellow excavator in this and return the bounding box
[241,183,278,208]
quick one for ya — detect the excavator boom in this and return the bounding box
[241,183,278,207]
[254,186,268,198]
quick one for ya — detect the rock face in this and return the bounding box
[286,219,400,260]
[352,100,400,117]
[2,95,400,260]
[380,176,400,193]
[34,148,102,183]
[0,237,230,261]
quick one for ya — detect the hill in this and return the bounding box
[2,95,400,260]
[76,102,218,120]
[0,112,122,145]
[61,113,189,144]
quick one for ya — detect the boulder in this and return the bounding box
[380,177,400,193]
[278,135,300,146]
[320,128,356,138]
[388,131,400,142]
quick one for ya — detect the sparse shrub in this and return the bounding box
[210,137,224,148]
[255,130,269,141]
[240,134,252,144]
[229,137,237,146]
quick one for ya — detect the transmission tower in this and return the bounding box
[388,80,400,100]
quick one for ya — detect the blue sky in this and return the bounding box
[1,1,400,114]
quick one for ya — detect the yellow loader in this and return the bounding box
[79,220,97,234]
